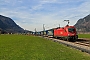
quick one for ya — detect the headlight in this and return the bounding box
[68,34,70,36]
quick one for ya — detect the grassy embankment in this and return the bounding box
[0,34,90,60]
[78,34,90,39]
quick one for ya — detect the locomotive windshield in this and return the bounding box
[68,28,75,32]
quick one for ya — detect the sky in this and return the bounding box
[0,0,90,31]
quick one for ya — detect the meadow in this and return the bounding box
[0,34,90,60]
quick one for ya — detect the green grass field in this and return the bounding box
[78,34,90,39]
[0,34,90,60]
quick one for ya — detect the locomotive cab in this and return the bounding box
[68,27,76,36]
[66,26,78,41]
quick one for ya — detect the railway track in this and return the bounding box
[44,37,90,47]
[74,41,90,47]
[43,37,90,54]
[76,38,90,47]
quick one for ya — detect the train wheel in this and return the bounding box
[67,38,70,41]
[62,37,67,41]
[72,39,76,42]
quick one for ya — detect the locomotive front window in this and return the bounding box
[68,28,75,32]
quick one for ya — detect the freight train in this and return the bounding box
[35,24,78,41]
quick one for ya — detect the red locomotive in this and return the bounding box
[54,25,78,41]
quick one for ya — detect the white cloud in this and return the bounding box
[0,0,90,31]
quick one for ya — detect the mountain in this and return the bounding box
[74,14,90,32]
[0,15,24,33]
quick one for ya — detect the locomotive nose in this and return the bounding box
[68,33,76,36]
[71,33,75,36]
